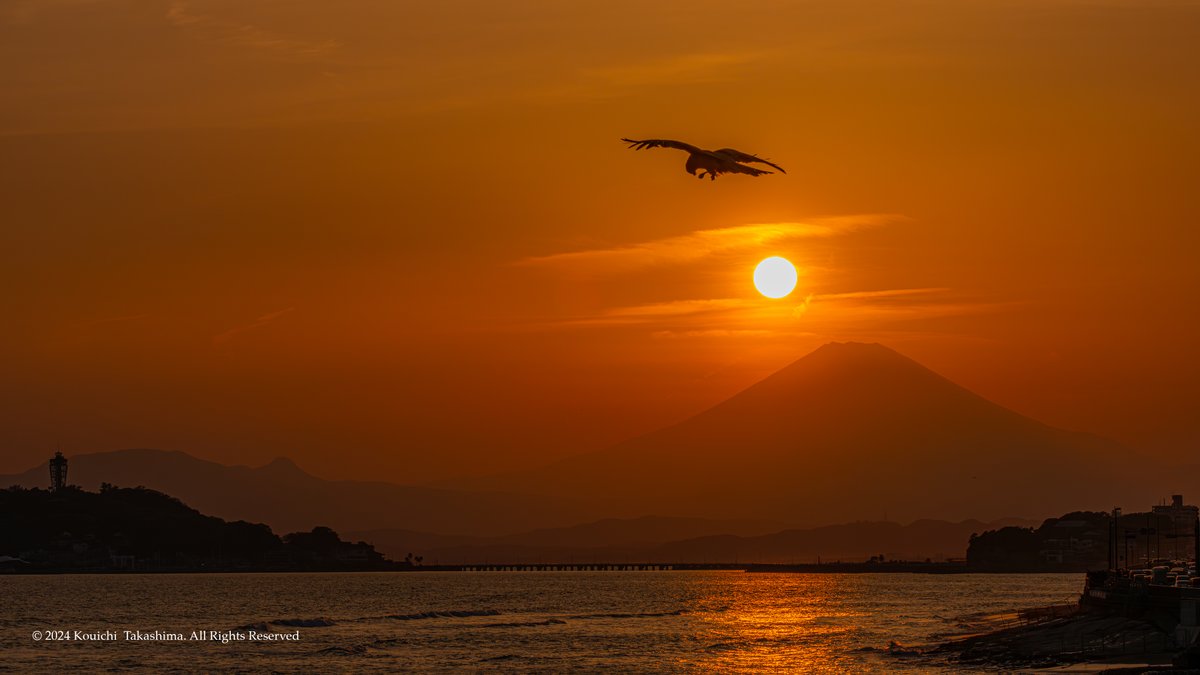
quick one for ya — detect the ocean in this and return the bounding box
[3,571,1081,672]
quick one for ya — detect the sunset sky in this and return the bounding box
[2,0,1197,484]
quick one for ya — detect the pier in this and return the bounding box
[393,561,971,573]
[391,563,753,572]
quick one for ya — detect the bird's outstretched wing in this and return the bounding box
[714,148,786,174]
[723,162,772,177]
[622,138,703,154]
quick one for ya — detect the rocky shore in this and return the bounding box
[918,605,1179,672]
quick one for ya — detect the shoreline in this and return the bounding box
[921,604,1182,672]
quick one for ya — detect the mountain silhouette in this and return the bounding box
[0,449,597,536]
[454,342,1142,523]
[346,514,792,562]
[649,518,1039,564]
[4,342,1164,536]
[348,515,1038,564]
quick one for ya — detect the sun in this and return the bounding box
[753,257,798,299]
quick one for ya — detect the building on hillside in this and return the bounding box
[1113,495,1200,568]
[1152,494,1200,561]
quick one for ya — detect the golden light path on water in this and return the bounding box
[665,573,1080,671]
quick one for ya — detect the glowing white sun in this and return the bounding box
[753,257,798,299]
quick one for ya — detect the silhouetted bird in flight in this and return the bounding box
[621,138,786,180]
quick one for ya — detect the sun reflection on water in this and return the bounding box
[676,574,867,672]
[669,572,1078,672]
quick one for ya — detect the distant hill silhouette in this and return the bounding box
[452,342,1143,524]
[350,515,1038,564]
[346,515,794,562]
[968,509,1196,571]
[0,449,598,537]
[0,485,390,571]
[649,518,1038,564]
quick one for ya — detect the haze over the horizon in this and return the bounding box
[2,0,1198,493]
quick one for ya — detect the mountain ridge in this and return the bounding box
[349,515,1043,564]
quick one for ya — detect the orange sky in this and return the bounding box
[2,0,1198,483]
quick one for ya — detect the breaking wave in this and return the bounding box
[312,645,367,656]
[569,609,687,620]
[480,618,567,628]
[387,609,502,621]
[270,617,337,627]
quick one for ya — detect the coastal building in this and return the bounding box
[1153,495,1200,560]
[1040,518,1106,565]
[1113,495,1200,569]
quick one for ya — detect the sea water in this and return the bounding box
[2,571,1081,672]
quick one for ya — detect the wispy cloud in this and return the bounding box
[820,288,951,301]
[517,49,777,105]
[512,215,1002,338]
[580,50,771,89]
[559,299,752,327]
[518,286,1012,343]
[553,288,947,328]
[517,215,901,275]
[213,307,295,345]
[166,2,339,59]
[651,329,782,339]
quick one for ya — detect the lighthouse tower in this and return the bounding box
[49,451,68,491]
